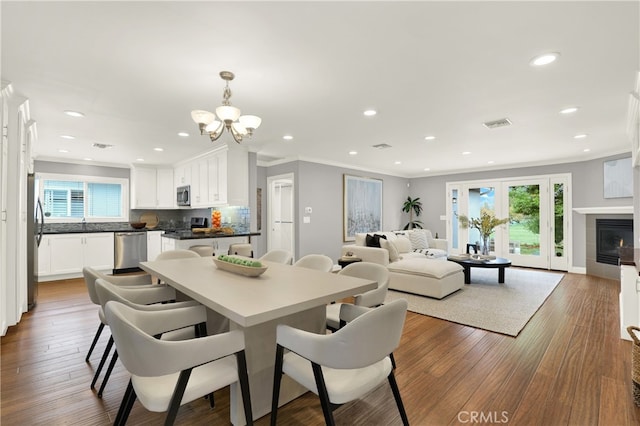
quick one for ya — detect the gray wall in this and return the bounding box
[408,152,634,269]
[35,160,129,179]
[260,161,409,261]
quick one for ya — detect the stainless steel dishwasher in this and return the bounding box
[113,232,147,274]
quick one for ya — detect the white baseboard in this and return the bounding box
[569,266,586,275]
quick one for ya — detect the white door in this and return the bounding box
[267,173,295,257]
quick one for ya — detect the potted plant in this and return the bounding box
[402,196,423,230]
[458,205,509,255]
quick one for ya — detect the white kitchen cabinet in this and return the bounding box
[161,236,177,252]
[131,166,174,209]
[38,233,114,280]
[620,264,639,341]
[175,144,248,208]
[147,230,164,261]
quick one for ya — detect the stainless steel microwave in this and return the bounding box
[176,185,190,206]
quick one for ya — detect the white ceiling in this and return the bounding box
[2,1,639,178]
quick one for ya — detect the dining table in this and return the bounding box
[140,256,377,425]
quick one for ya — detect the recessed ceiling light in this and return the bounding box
[560,107,579,114]
[462,151,471,155]
[154,147,164,152]
[424,168,431,171]
[283,135,293,140]
[58,149,69,153]
[574,134,588,139]
[64,110,85,118]
[60,135,75,140]
[488,160,495,164]
[530,52,560,66]
[424,136,436,141]
[83,158,92,161]
[136,158,145,162]
[349,151,358,155]
[363,110,377,117]
[394,161,402,165]
[583,148,591,152]
[177,132,189,137]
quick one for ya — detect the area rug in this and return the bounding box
[384,268,564,337]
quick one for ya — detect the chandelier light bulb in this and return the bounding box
[192,71,261,144]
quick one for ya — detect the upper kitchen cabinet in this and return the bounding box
[178,143,248,208]
[131,166,174,209]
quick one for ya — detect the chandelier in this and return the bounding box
[191,71,261,144]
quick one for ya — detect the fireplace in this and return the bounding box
[596,218,633,265]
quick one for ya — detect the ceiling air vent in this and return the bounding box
[483,118,512,129]
[372,143,392,149]
[92,143,114,149]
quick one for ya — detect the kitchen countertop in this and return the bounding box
[42,222,260,239]
[161,231,261,240]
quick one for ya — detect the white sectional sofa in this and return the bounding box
[341,230,464,299]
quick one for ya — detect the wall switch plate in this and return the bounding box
[440,215,447,220]
[305,207,312,214]
[303,216,311,223]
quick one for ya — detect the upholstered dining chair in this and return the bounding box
[82,267,155,363]
[270,298,409,426]
[83,266,176,396]
[293,254,334,272]
[105,301,254,426]
[155,249,200,260]
[93,278,203,398]
[325,262,390,331]
[259,249,293,265]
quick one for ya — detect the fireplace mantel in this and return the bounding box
[573,206,633,214]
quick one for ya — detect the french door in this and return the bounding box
[447,174,570,271]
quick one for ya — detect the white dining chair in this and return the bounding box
[325,262,390,331]
[83,271,177,398]
[93,278,203,398]
[259,249,293,265]
[228,243,253,257]
[105,300,254,425]
[293,254,334,272]
[155,249,200,260]
[270,298,409,425]
[82,267,155,363]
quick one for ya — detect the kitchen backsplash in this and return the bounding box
[130,206,250,233]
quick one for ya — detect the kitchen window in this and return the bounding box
[39,173,129,222]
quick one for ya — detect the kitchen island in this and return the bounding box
[161,230,260,256]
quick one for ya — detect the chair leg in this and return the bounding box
[388,371,409,426]
[270,345,285,426]
[236,350,254,425]
[312,362,336,426]
[114,379,137,426]
[97,349,118,398]
[90,335,113,389]
[85,322,105,362]
[164,368,192,426]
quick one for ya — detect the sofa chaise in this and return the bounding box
[341,230,464,299]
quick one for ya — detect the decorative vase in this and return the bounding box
[481,235,490,256]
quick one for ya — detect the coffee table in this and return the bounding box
[447,256,512,284]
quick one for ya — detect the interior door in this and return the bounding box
[267,173,295,257]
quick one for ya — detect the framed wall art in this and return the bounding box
[343,174,383,241]
[603,156,633,199]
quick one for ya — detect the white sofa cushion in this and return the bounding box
[380,239,400,262]
[408,231,428,249]
[412,248,448,259]
[394,235,412,254]
[388,258,462,279]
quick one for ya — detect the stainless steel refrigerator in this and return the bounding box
[27,173,44,309]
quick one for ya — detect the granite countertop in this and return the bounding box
[42,222,260,239]
[161,231,261,240]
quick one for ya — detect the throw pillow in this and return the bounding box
[408,231,428,250]
[381,238,400,262]
[394,235,412,253]
[365,233,387,248]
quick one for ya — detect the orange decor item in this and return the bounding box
[212,210,222,229]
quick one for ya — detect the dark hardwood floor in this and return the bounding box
[2,272,639,425]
